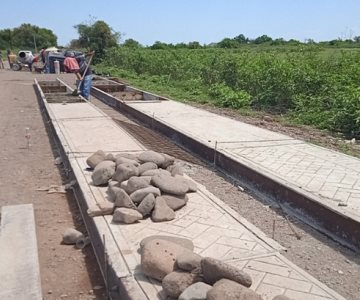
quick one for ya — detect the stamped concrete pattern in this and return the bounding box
[129,101,360,221]
[43,94,347,299]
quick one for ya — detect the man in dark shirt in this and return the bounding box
[75,51,94,100]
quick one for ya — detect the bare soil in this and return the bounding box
[0,70,106,300]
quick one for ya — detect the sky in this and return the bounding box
[1,0,360,46]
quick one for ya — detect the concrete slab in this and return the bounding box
[49,102,107,120]
[0,204,42,300]
[128,101,360,222]
[37,82,348,300]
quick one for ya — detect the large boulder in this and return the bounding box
[138,162,158,175]
[162,271,202,298]
[201,257,252,287]
[152,197,176,222]
[138,150,165,166]
[175,175,198,192]
[140,236,194,252]
[104,153,116,162]
[160,153,175,168]
[107,181,120,202]
[141,239,193,281]
[141,169,171,177]
[86,150,106,169]
[179,282,212,300]
[113,208,143,224]
[91,160,116,186]
[112,162,138,182]
[130,186,161,203]
[151,173,189,195]
[167,164,185,176]
[116,156,140,167]
[114,188,137,209]
[207,279,262,300]
[137,193,156,217]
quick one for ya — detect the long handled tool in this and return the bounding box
[72,52,94,96]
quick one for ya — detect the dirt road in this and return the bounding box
[0,70,106,299]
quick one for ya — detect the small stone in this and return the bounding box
[160,153,175,168]
[139,150,165,166]
[91,161,116,186]
[130,186,161,203]
[104,153,116,162]
[63,228,84,245]
[112,163,139,182]
[152,197,176,222]
[48,290,53,294]
[179,282,212,300]
[141,168,171,177]
[174,175,198,192]
[114,188,137,209]
[162,271,202,298]
[338,270,344,275]
[159,194,188,211]
[137,193,156,216]
[126,176,151,194]
[107,181,120,202]
[138,162,158,175]
[263,115,273,122]
[115,153,139,161]
[151,173,189,195]
[86,150,106,169]
[113,207,143,224]
[167,164,185,176]
[201,257,252,287]
[207,279,262,300]
[176,252,202,271]
[116,156,139,167]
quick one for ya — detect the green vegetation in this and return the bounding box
[0,24,57,50]
[96,46,360,138]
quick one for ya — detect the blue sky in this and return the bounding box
[1,0,360,46]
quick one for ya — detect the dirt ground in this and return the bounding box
[0,69,106,299]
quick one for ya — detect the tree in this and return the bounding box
[234,34,248,44]
[188,41,202,49]
[254,35,272,44]
[73,20,120,58]
[122,38,142,48]
[0,24,57,50]
[217,38,238,48]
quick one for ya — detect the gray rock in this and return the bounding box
[115,153,139,161]
[137,194,156,216]
[116,156,140,167]
[167,164,185,176]
[152,197,176,222]
[141,239,193,281]
[140,236,194,252]
[272,296,293,300]
[179,282,212,300]
[160,153,175,168]
[151,173,189,195]
[126,176,151,194]
[159,194,188,211]
[63,228,84,245]
[114,188,137,209]
[139,150,165,166]
[138,162,158,175]
[113,208,142,224]
[86,150,106,169]
[175,175,198,192]
[141,168,171,177]
[162,271,202,298]
[176,252,202,271]
[201,257,252,287]
[207,279,262,300]
[104,153,116,162]
[130,186,161,203]
[112,163,138,182]
[107,181,120,202]
[91,161,116,186]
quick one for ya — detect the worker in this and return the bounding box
[7,49,16,69]
[74,51,94,100]
[64,51,79,73]
[0,50,4,69]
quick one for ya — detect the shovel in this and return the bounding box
[72,52,94,96]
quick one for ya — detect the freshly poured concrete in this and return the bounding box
[0,204,42,300]
[40,91,347,299]
[128,101,360,221]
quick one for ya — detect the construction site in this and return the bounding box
[0,66,359,300]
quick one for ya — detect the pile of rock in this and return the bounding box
[140,235,291,300]
[85,150,197,223]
